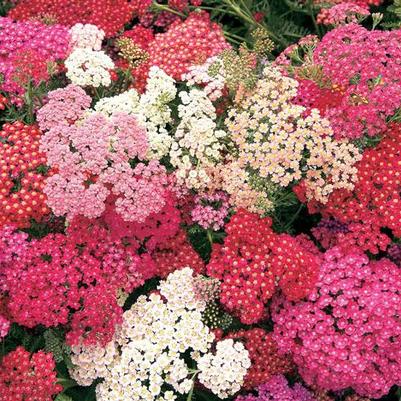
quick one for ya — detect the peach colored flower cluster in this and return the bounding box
[225,66,361,207]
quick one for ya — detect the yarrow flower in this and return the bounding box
[8,0,134,37]
[225,65,361,206]
[280,25,401,139]
[316,3,370,26]
[0,225,155,346]
[65,48,114,87]
[69,23,105,51]
[69,268,250,400]
[207,209,320,324]
[0,347,62,401]
[0,17,69,95]
[0,121,51,228]
[191,191,230,230]
[272,246,401,398]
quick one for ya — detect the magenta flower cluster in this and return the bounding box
[272,246,401,398]
[314,24,401,139]
[0,17,70,95]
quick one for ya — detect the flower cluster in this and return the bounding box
[316,3,370,26]
[127,11,229,87]
[207,209,320,324]
[301,124,401,253]
[0,347,62,401]
[283,25,401,139]
[226,65,361,205]
[69,23,105,51]
[8,0,134,37]
[70,268,250,401]
[0,122,51,228]
[272,246,401,398]
[0,225,155,346]
[0,17,69,95]
[191,191,230,230]
[170,88,227,190]
[65,48,114,87]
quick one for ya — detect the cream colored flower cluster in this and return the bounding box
[69,341,118,386]
[197,339,251,399]
[70,268,250,401]
[170,89,227,191]
[65,48,114,88]
[225,65,361,204]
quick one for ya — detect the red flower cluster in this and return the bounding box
[207,209,320,324]
[8,0,134,37]
[0,224,155,346]
[10,49,51,87]
[227,328,293,389]
[299,124,401,253]
[0,347,62,401]
[0,122,51,228]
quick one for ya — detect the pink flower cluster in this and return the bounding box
[272,246,401,398]
[191,191,230,231]
[316,3,370,26]
[0,17,69,95]
[236,375,316,401]
[314,24,401,139]
[39,85,170,222]
[126,11,230,90]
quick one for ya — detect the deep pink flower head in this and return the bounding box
[272,246,401,398]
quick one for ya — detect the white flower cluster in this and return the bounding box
[183,56,225,101]
[170,89,227,190]
[69,23,105,51]
[70,268,250,401]
[94,89,140,117]
[198,339,251,399]
[69,341,118,386]
[138,66,177,159]
[65,48,114,88]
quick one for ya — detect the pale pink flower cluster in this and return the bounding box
[69,23,105,51]
[39,89,170,222]
[191,191,230,231]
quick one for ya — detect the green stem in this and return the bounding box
[152,2,186,17]
[207,230,213,245]
[306,0,322,37]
